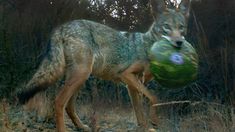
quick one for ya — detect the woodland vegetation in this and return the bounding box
[0,0,235,131]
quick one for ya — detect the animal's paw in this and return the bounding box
[148,128,157,132]
[82,125,91,132]
[135,125,157,132]
[150,116,158,127]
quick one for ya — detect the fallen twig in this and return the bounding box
[152,100,191,107]
[153,100,234,108]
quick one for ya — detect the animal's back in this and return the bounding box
[52,20,146,81]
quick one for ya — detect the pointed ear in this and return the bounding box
[150,0,167,19]
[179,0,191,18]
[166,0,177,9]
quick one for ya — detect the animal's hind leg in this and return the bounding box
[127,86,148,127]
[55,62,93,132]
[66,94,90,131]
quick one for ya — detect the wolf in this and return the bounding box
[17,0,193,131]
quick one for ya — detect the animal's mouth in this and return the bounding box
[175,40,183,48]
[161,35,185,49]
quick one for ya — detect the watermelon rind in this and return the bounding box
[149,39,198,88]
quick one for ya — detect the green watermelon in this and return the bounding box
[149,39,198,88]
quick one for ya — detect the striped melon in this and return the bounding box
[149,39,198,88]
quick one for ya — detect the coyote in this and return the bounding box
[17,0,192,131]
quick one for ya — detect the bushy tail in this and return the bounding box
[17,34,65,104]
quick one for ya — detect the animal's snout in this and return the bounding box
[170,30,184,48]
[175,40,183,48]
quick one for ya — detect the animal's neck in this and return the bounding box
[142,23,161,50]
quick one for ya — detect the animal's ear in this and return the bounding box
[178,0,191,18]
[150,0,167,19]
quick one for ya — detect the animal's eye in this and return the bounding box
[179,25,185,30]
[162,24,171,32]
[163,24,171,30]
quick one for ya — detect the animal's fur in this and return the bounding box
[17,0,193,131]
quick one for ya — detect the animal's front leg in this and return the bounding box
[121,62,158,128]
[127,85,148,127]
[143,71,158,126]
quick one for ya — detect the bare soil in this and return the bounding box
[0,95,234,132]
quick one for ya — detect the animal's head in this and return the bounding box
[150,0,192,48]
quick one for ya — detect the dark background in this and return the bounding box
[0,0,234,106]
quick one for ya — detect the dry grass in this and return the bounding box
[156,101,234,132]
[0,94,234,132]
[179,105,232,132]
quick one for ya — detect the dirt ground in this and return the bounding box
[0,95,235,132]
[1,101,139,132]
